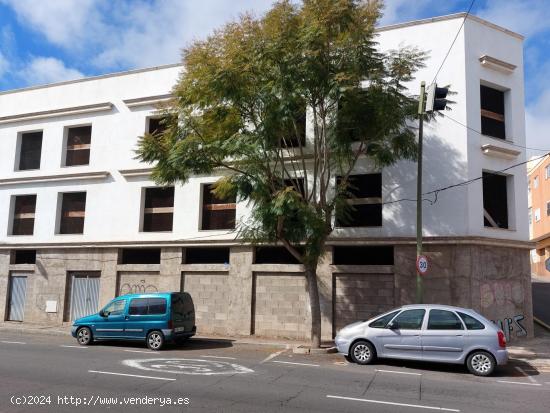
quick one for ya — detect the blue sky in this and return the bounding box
[0,0,549,149]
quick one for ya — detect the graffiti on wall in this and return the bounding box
[119,279,159,295]
[491,315,527,342]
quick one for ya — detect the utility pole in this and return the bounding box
[416,81,426,304]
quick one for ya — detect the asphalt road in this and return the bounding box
[533,282,550,327]
[1,332,550,413]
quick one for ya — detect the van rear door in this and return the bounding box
[171,293,195,333]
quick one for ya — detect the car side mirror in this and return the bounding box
[99,310,106,317]
[387,321,397,329]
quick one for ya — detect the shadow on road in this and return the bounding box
[90,337,235,351]
[370,357,540,378]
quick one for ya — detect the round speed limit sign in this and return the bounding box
[416,255,429,275]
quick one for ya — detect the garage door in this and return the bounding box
[333,273,395,336]
[182,272,230,335]
[69,273,100,321]
[117,272,161,296]
[8,275,28,321]
[253,273,310,339]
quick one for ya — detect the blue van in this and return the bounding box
[71,292,196,350]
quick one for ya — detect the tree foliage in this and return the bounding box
[136,0,427,346]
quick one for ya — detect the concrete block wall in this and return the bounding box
[0,242,533,342]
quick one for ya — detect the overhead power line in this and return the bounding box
[431,0,476,85]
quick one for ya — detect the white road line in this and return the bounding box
[123,350,154,354]
[326,395,460,412]
[261,349,286,364]
[375,369,422,376]
[0,341,26,345]
[60,345,87,349]
[88,370,175,381]
[515,366,537,383]
[271,361,320,367]
[200,355,237,360]
[497,380,542,387]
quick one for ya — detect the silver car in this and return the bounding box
[335,304,508,376]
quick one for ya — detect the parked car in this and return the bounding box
[71,292,196,350]
[334,304,507,376]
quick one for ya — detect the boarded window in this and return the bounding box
[201,184,236,230]
[18,131,43,170]
[480,85,505,139]
[148,117,167,135]
[59,192,86,234]
[11,195,36,235]
[333,246,394,265]
[12,249,36,264]
[120,248,161,264]
[65,126,91,166]
[335,173,382,227]
[184,247,230,264]
[255,246,302,264]
[280,112,306,148]
[482,172,508,229]
[143,187,174,232]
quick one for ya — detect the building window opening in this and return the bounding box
[59,192,87,234]
[142,187,174,232]
[335,173,382,227]
[18,131,43,170]
[480,85,505,140]
[12,249,36,264]
[184,247,230,264]
[333,246,394,265]
[120,248,161,264]
[201,184,236,230]
[482,172,508,229]
[11,195,36,236]
[65,126,91,166]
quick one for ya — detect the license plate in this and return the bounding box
[174,327,185,333]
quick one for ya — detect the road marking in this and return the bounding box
[497,380,542,387]
[515,366,537,383]
[261,349,286,364]
[60,345,87,349]
[123,358,254,375]
[375,369,422,376]
[326,395,460,412]
[88,370,175,381]
[0,340,26,345]
[200,355,237,360]
[124,350,154,354]
[271,361,320,367]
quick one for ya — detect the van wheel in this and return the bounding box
[467,351,495,376]
[147,331,165,351]
[77,327,92,346]
[350,340,376,365]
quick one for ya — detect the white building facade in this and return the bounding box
[0,14,533,341]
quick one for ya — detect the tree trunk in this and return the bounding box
[304,262,322,348]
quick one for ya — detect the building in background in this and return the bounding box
[528,154,550,277]
[0,13,533,341]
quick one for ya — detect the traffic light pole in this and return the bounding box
[416,81,426,304]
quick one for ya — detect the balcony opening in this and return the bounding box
[480,85,506,139]
[65,125,91,166]
[335,173,382,227]
[201,184,236,230]
[59,192,86,234]
[18,131,43,170]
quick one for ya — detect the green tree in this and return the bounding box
[136,0,426,347]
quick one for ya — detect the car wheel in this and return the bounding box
[467,351,496,376]
[147,330,165,351]
[350,340,376,365]
[76,327,92,346]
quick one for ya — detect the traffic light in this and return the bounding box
[425,83,449,112]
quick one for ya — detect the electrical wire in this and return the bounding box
[431,0,476,85]
[441,112,550,152]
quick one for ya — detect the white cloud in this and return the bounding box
[19,57,84,85]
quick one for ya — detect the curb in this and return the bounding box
[0,325,70,337]
[292,345,338,354]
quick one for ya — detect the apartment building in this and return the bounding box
[528,154,550,277]
[0,13,533,341]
